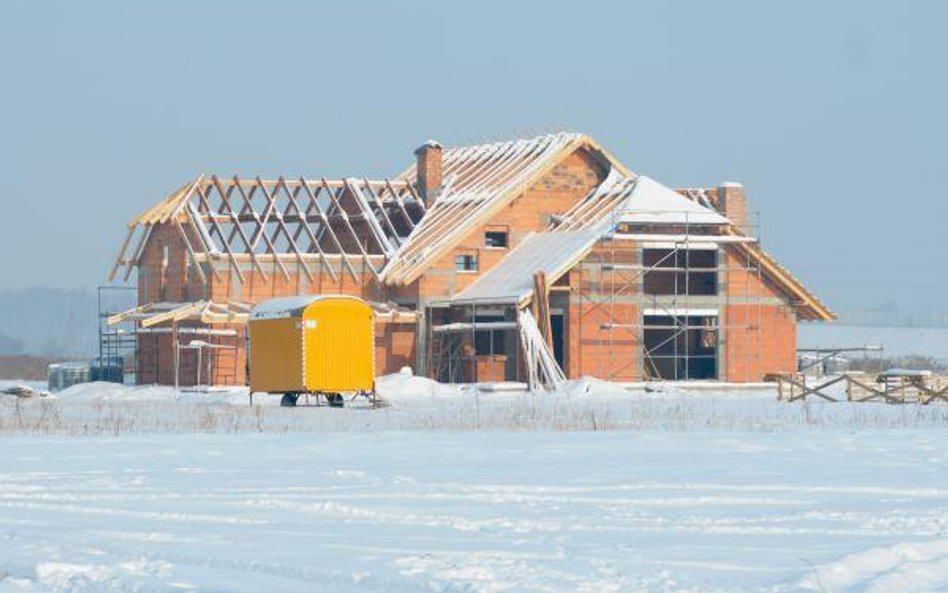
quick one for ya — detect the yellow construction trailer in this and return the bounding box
[248,295,375,407]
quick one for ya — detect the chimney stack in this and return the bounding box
[718,181,748,232]
[415,139,443,205]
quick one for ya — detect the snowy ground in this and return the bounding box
[3,376,947,435]
[2,431,948,593]
[1,377,947,592]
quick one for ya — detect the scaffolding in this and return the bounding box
[425,302,519,384]
[424,302,565,391]
[105,299,251,386]
[97,285,138,383]
[420,171,828,386]
[573,206,766,382]
[136,324,243,387]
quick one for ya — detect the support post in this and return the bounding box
[532,271,553,350]
[173,323,180,391]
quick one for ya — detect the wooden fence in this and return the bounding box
[774,373,948,404]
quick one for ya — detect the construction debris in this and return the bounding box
[1,385,51,399]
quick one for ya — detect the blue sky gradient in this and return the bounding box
[1,1,945,315]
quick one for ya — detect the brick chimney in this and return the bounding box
[718,181,748,232]
[415,139,443,205]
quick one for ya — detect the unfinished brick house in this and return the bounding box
[107,132,833,389]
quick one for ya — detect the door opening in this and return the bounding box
[550,314,565,372]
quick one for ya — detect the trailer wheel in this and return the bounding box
[280,393,299,407]
[326,393,344,408]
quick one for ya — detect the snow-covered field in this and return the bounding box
[4,376,947,435]
[1,377,947,592]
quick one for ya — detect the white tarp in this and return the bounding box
[615,175,728,225]
[452,230,600,304]
[249,295,363,320]
[616,176,730,226]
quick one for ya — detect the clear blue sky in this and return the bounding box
[1,1,945,316]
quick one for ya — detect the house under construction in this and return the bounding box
[106,132,834,389]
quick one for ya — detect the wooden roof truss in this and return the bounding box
[108,299,416,328]
[109,175,425,285]
[552,170,638,232]
[381,133,597,285]
[107,300,253,328]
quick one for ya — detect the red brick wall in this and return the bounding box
[724,304,796,382]
[137,333,172,385]
[137,324,246,387]
[567,300,640,381]
[474,355,507,382]
[208,261,388,303]
[722,247,797,380]
[561,242,800,383]
[375,323,417,376]
[138,223,190,303]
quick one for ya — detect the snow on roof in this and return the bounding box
[250,295,365,320]
[415,139,442,152]
[607,175,730,226]
[554,173,729,231]
[452,230,601,305]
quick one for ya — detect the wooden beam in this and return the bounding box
[300,177,359,282]
[271,177,316,285]
[141,301,206,328]
[204,177,248,284]
[282,179,338,284]
[321,177,380,280]
[229,176,272,284]
[342,178,392,256]
[532,271,553,350]
[786,374,845,402]
[249,176,291,283]
[360,177,401,247]
[123,225,152,282]
[173,221,208,286]
[108,227,135,282]
[384,178,416,229]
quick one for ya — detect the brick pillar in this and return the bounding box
[415,140,443,206]
[718,182,748,232]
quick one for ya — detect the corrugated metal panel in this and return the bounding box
[249,318,305,393]
[249,296,375,394]
[452,230,600,304]
[303,299,375,393]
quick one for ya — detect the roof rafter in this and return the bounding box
[111,174,421,287]
[381,133,618,285]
